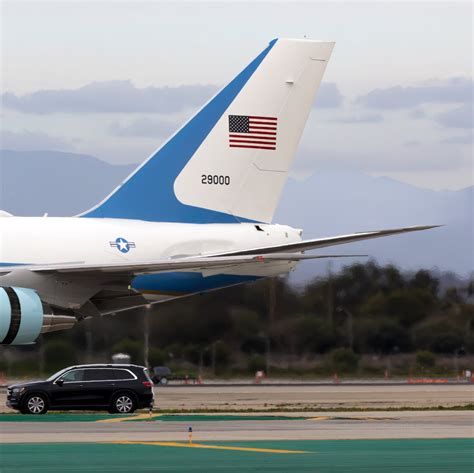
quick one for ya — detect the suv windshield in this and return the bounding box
[60,369,85,383]
[46,367,70,382]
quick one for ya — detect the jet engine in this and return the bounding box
[0,287,76,345]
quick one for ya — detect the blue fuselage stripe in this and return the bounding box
[132,272,260,294]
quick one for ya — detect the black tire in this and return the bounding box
[21,393,48,415]
[110,392,136,414]
[159,377,168,385]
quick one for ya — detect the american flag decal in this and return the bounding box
[228,115,277,150]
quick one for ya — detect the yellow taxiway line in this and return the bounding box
[111,441,309,454]
[97,413,161,423]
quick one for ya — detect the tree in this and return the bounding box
[355,317,410,354]
[410,270,439,295]
[414,320,464,354]
[292,315,338,354]
[329,348,359,373]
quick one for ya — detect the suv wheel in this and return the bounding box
[22,394,48,415]
[111,393,136,414]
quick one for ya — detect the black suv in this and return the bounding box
[7,364,154,415]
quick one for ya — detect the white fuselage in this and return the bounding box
[0,217,300,265]
[0,217,301,307]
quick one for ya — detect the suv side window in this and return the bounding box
[112,369,135,380]
[60,369,84,383]
[83,369,114,382]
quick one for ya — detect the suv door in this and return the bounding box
[81,368,117,407]
[50,369,86,408]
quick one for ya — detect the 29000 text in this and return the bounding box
[201,175,230,185]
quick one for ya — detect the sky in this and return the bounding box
[1,1,472,190]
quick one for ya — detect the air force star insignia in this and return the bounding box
[109,237,136,253]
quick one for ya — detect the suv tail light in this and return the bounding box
[142,381,153,388]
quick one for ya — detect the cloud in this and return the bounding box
[0,129,73,151]
[109,117,179,138]
[292,143,470,178]
[314,83,343,108]
[409,109,426,119]
[357,77,473,109]
[404,140,421,147]
[2,81,218,114]
[333,113,384,124]
[434,104,473,129]
[440,133,473,144]
[3,80,343,114]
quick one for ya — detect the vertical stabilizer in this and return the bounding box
[82,39,334,223]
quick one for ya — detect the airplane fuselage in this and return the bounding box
[0,217,301,310]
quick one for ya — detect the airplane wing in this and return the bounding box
[214,225,442,256]
[0,225,439,276]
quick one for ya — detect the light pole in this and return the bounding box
[336,306,354,350]
[85,318,93,363]
[454,347,465,379]
[144,305,151,368]
[258,332,271,376]
[211,340,222,376]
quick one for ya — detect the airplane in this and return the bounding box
[0,38,439,345]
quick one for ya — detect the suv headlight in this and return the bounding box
[12,387,25,394]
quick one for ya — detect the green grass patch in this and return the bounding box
[0,413,125,422]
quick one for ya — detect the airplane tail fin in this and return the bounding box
[81,38,335,223]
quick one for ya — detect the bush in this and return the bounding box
[214,342,231,367]
[415,350,436,369]
[247,354,266,373]
[329,348,359,373]
[148,347,166,367]
[183,344,201,365]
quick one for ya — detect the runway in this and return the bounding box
[1,384,472,472]
[0,410,472,443]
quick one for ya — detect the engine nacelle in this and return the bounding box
[0,287,76,345]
